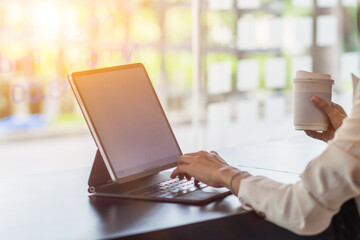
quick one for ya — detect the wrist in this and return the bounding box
[218,167,251,195]
[218,167,242,189]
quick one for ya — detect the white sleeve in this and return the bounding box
[238,176,337,235]
[237,81,360,236]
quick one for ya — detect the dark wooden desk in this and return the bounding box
[0,138,334,240]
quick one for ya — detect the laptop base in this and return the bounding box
[88,150,231,205]
[91,188,231,205]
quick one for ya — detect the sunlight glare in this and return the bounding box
[7,2,23,23]
[32,3,61,38]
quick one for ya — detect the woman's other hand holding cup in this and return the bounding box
[305,96,347,142]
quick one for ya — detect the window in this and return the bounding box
[0,0,358,176]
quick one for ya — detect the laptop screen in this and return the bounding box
[72,64,181,180]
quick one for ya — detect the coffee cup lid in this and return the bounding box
[295,70,331,80]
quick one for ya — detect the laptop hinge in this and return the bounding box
[88,149,113,192]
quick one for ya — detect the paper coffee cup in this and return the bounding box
[292,70,334,131]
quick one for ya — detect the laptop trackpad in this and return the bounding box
[176,187,230,201]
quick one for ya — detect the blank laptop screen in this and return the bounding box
[73,65,181,179]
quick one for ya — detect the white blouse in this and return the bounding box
[237,76,360,235]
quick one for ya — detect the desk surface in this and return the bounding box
[0,137,333,240]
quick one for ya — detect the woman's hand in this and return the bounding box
[170,151,248,194]
[305,96,347,143]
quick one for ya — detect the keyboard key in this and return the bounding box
[170,188,180,193]
[128,178,209,199]
[157,193,171,198]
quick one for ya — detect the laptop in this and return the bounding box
[67,63,230,204]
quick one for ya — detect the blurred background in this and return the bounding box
[0,0,359,177]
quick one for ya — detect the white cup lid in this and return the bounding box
[295,70,331,80]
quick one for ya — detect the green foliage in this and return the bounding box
[343,7,360,52]
[165,51,192,91]
[282,0,312,16]
[165,8,192,44]
[130,8,161,43]
[52,113,85,125]
[206,11,236,47]
[131,49,162,86]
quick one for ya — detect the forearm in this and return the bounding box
[230,140,360,235]
[237,176,337,235]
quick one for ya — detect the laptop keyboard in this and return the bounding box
[128,178,208,199]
